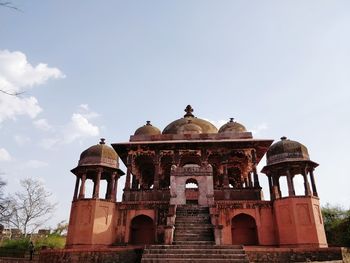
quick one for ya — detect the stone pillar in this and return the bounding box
[252,149,260,187]
[267,174,274,200]
[272,176,280,199]
[253,167,260,188]
[113,175,118,201]
[93,169,102,199]
[154,155,160,190]
[223,165,229,188]
[78,173,86,199]
[302,169,312,196]
[125,165,131,190]
[248,172,253,187]
[73,176,80,201]
[309,168,318,197]
[276,176,282,198]
[286,169,295,197]
[106,173,115,200]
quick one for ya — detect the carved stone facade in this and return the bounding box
[66,105,327,249]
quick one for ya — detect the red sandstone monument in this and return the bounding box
[64,105,328,262]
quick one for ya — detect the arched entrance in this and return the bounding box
[130,215,155,244]
[185,178,199,205]
[231,214,258,245]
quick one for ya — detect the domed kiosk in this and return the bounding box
[261,137,326,248]
[63,105,329,262]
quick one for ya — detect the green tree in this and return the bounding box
[322,204,350,246]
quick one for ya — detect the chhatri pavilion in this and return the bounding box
[64,105,327,262]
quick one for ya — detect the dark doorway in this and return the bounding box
[231,214,258,245]
[130,215,155,244]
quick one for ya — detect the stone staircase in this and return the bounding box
[141,205,250,263]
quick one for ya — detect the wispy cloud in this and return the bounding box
[39,104,100,149]
[33,118,53,132]
[0,49,64,123]
[14,135,31,146]
[0,148,11,161]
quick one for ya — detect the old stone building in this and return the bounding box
[65,105,328,261]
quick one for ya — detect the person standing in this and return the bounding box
[28,241,34,261]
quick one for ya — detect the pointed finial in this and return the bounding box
[184,105,194,117]
[281,136,287,141]
[100,138,106,144]
[229,118,234,123]
[146,120,151,126]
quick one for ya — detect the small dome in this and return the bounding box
[266,136,310,165]
[78,138,118,168]
[218,118,247,133]
[134,121,161,136]
[178,120,203,134]
[162,105,218,134]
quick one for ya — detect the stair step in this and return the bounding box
[142,254,247,259]
[143,249,245,255]
[141,258,249,263]
[145,245,244,249]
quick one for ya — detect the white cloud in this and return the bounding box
[33,118,53,131]
[63,113,99,143]
[14,135,31,146]
[0,95,42,122]
[25,160,48,169]
[0,148,11,161]
[39,138,60,150]
[0,49,64,123]
[39,104,100,149]
[77,104,99,119]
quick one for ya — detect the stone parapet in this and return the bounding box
[38,247,143,263]
[245,246,349,263]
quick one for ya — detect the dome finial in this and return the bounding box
[184,105,194,117]
[146,120,151,126]
[99,138,106,144]
[281,136,287,141]
[229,118,234,123]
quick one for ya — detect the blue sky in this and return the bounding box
[1,1,349,229]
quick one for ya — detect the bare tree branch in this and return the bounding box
[7,178,57,235]
[0,1,21,11]
[0,89,25,96]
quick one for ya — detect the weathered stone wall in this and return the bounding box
[245,247,349,263]
[38,248,143,263]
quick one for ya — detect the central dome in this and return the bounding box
[162,105,218,134]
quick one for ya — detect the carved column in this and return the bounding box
[223,164,229,188]
[113,175,118,201]
[302,169,312,196]
[73,176,80,201]
[248,172,253,187]
[93,168,102,199]
[78,173,86,199]
[252,150,260,187]
[125,165,131,190]
[286,168,295,197]
[309,168,318,197]
[131,174,138,189]
[267,174,274,200]
[272,176,280,199]
[153,154,160,190]
[106,172,115,200]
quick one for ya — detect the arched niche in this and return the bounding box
[231,213,258,245]
[130,215,155,245]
